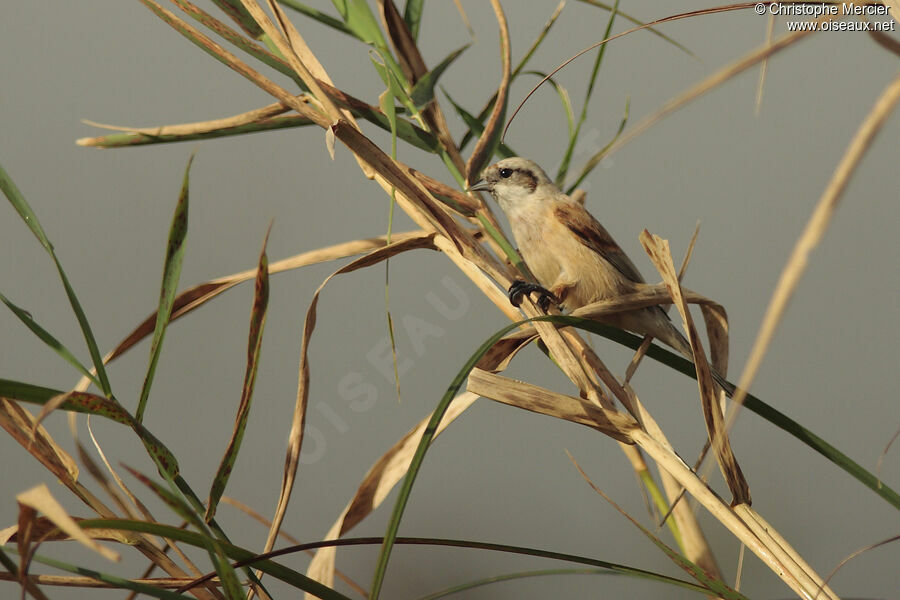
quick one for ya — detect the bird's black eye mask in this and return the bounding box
[498,167,537,192]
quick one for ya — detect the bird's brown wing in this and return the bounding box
[554,202,647,284]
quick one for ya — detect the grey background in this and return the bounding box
[1,2,898,598]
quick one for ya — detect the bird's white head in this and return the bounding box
[468,157,554,213]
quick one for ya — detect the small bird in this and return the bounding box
[469,156,703,365]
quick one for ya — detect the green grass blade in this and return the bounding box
[3,547,191,599]
[416,569,620,600]
[555,0,619,186]
[403,0,424,40]
[76,519,353,599]
[206,228,270,521]
[409,44,469,109]
[332,0,389,47]
[333,0,413,102]
[575,0,696,58]
[0,291,101,387]
[459,1,566,151]
[136,155,193,423]
[369,318,533,599]
[214,552,245,599]
[50,258,113,395]
[0,162,52,250]
[0,160,113,396]
[565,97,629,194]
[276,0,354,36]
[442,90,516,158]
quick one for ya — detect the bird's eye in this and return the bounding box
[499,168,513,178]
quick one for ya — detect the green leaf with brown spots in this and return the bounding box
[205,226,270,521]
[136,154,193,423]
[0,379,180,478]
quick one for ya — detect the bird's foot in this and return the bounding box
[508,280,558,311]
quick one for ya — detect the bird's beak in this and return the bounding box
[467,179,490,192]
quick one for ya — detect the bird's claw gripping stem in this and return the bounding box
[508,280,558,312]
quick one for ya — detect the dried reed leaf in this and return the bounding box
[138,0,330,128]
[33,391,79,432]
[380,0,423,83]
[82,102,286,136]
[331,121,472,248]
[885,0,900,24]
[727,65,900,420]
[474,333,538,372]
[209,0,264,38]
[0,403,215,595]
[405,167,480,215]
[755,13,775,115]
[16,484,120,562]
[640,231,749,505]
[625,222,700,383]
[77,114,315,148]
[73,231,427,393]
[78,76,437,151]
[736,504,839,600]
[0,399,79,487]
[466,368,637,442]
[252,0,343,122]
[262,234,436,560]
[869,27,900,56]
[465,0,510,184]
[629,428,811,599]
[651,422,722,578]
[463,261,723,579]
[304,392,478,594]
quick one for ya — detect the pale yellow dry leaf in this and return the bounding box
[16,484,120,562]
[467,368,637,443]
